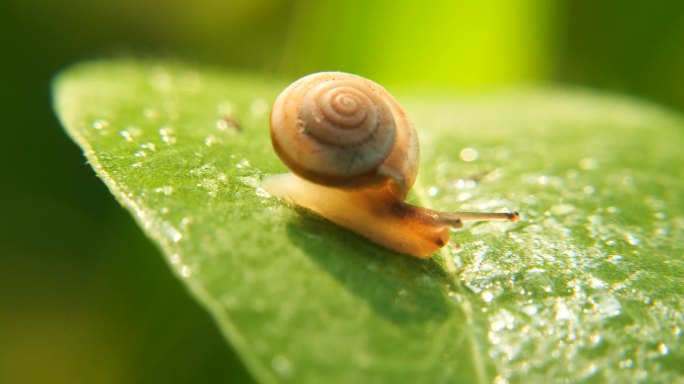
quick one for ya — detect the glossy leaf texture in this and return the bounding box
[55,61,684,383]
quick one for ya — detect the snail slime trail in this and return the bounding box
[263,72,519,258]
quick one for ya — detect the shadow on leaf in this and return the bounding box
[285,214,457,325]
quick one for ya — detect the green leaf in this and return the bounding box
[54,61,684,383]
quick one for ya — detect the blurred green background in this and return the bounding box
[1,1,683,382]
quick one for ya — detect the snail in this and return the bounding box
[262,72,519,258]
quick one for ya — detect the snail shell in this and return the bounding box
[269,72,418,200]
[264,72,519,258]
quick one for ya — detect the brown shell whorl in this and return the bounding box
[270,72,419,196]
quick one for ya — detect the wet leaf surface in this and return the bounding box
[55,61,684,383]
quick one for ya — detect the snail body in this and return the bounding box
[263,72,518,258]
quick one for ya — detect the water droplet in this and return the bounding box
[162,222,182,242]
[618,358,633,369]
[625,234,641,246]
[589,333,602,346]
[470,241,490,261]
[554,302,574,321]
[578,157,598,170]
[170,254,181,265]
[427,186,439,197]
[197,179,223,197]
[451,252,463,268]
[607,255,622,264]
[657,343,669,355]
[180,265,192,277]
[131,162,142,168]
[250,98,269,116]
[189,162,216,176]
[654,225,668,236]
[465,282,482,294]
[215,119,228,131]
[159,126,177,144]
[588,277,607,289]
[454,178,478,189]
[271,355,293,376]
[204,135,219,147]
[256,187,270,198]
[141,142,156,151]
[458,192,471,201]
[236,159,251,169]
[521,304,538,316]
[237,176,259,188]
[551,204,574,216]
[490,309,515,331]
[130,126,142,138]
[460,147,479,162]
[154,186,174,196]
[592,294,621,319]
[92,119,109,130]
[482,290,495,303]
[120,130,134,142]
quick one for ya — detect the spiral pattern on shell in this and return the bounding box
[270,72,417,188]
